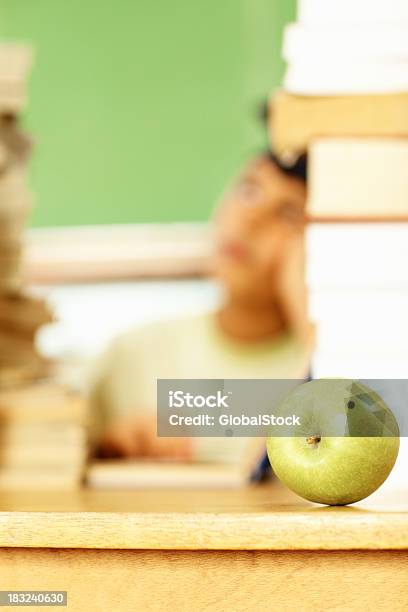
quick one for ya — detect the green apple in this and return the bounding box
[267,379,400,505]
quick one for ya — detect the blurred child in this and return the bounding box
[89,151,312,460]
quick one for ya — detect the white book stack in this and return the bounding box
[306,219,408,485]
[306,139,408,378]
[273,0,408,377]
[307,223,408,378]
[271,0,408,484]
[283,0,408,94]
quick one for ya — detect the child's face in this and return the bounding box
[213,157,306,301]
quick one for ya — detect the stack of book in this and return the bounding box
[0,45,87,489]
[269,0,408,380]
[306,223,408,378]
[0,44,52,386]
[281,0,408,96]
[0,383,87,490]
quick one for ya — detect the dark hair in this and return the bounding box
[258,99,270,126]
[257,100,307,183]
[265,150,307,182]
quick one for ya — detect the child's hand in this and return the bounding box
[97,415,193,461]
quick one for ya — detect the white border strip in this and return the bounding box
[24,223,213,284]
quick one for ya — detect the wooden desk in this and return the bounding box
[0,482,407,611]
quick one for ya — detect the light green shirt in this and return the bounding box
[89,312,310,458]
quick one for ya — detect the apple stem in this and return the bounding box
[306,435,321,446]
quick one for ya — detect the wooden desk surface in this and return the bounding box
[0,481,407,551]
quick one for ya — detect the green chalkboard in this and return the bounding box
[2,0,295,227]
